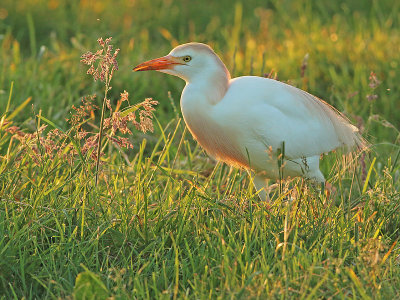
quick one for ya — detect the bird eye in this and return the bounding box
[183,55,192,62]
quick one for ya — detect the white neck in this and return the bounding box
[181,65,230,108]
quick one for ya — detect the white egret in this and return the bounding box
[133,43,365,200]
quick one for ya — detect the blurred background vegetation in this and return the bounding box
[1,0,399,144]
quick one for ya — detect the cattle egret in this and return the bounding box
[133,43,365,200]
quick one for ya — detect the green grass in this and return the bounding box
[1,0,400,298]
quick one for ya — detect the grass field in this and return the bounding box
[1,0,400,298]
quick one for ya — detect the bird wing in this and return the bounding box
[216,76,365,159]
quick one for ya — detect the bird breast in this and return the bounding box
[181,99,249,169]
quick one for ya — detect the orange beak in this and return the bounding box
[133,55,183,72]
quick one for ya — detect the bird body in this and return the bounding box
[133,43,364,199]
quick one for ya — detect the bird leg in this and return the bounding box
[323,181,337,201]
[251,174,270,201]
[307,177,337,203]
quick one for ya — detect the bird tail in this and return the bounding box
[302,90,368,153]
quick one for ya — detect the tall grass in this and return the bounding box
[0,0,399,298]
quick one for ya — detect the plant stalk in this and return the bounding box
[95,70,109,186]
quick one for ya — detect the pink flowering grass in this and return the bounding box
[81,37,158,185]
[2,37,158,186]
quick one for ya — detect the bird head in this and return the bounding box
[133,42,230,82]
